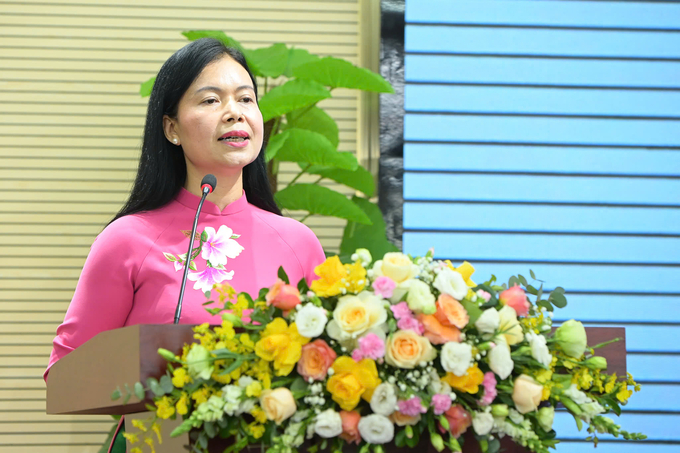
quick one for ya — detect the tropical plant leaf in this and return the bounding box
[283,48,320,78]
[304,163,375,196]
[286,106,339,147]
[140,76,155,97]
[268,129,357,170]
[340,196,398,259]
[244,43,289,78]
[294,57,394,93]
[259,79,331,122]
[182,30,246,54]
[275,184,371,224]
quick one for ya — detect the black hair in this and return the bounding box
[111,38,281,223]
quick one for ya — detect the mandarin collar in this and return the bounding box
[174,188,249,216]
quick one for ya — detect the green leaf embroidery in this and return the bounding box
[163,252,177,262]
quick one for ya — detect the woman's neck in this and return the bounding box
[184,170,244,210]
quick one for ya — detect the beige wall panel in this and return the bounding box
[0,0,373,450]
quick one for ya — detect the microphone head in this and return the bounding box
[200,174,217,194]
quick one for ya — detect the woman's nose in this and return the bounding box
[222,101,244,123]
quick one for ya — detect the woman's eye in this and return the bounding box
[242,97,253,103]
[203,98,218,105]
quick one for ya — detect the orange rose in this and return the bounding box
[384,329,437,369]
[434,294,469,329]
[297,339,337,381]
[266,279,301,313]
[339,410,361,444]
[442,405,471,438]
[390,411,421,426]
[417,314,461,345]
[442,365,484,394]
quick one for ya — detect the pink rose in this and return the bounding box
[440,405,471,438]
[297,339,337,381]
[339,410,361,444]
[397,316,424,335]
[431,393,452,415]
[373,276,397,299]
[499,286,529,317]
[266,278,301,313]
[479,372,497,406]
[390,301,413,320]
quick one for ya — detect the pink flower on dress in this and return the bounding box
[373,276,397,299]
[188,266,234,293]
[431,393,452,415]
[479,372,497,406]
[351,333,385,361]
[390,302,413,320]
[397,316,424,335]
[398,396,426,417]
[201,225,244,267]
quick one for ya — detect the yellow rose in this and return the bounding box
[311,256,346,297]
[512,374,543,414]
[442,364,485,394]
[498,305,523,346]
[255,318,309,376]
[372,252,419,284]
[326,292,388,344]
[326,357,381,411]
[259,388,297,424]
[384,329,437,369]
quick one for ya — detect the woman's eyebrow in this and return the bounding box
[194,85,254,94]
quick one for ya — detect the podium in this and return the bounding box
[46,325,626,453]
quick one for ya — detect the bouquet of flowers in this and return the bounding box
[114,250,645,453]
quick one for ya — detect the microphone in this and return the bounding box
[174,174,217,324]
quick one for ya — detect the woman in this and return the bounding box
[45,38,325,376]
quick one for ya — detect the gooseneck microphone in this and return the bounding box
[174,174,217,324]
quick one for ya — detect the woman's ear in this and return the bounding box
[163,115,180,145]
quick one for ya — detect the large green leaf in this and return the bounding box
[182,31,246,54]
[286,106,339,147]
[283,48,320,78]
[304,163,375,196]
[275,184,371,225]
[244,43,289,78]
[258,79,331,122]
[340,196,398,258]
[268,129,357,170]
[294,57,394,93]
[140,76,155,97]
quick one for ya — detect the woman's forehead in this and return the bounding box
[191,56,253,92]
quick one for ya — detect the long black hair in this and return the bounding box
[111,38,281,223]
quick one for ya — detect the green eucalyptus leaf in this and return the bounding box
[258,79,331,122]
[133,382,145,400]
[340,196,398,259]
[140,76,155,97]
[269,129,357,170]
[160,375,174,393]
[147,377,164,397]
[294,56,394,93]
[244,43,289,78]
[182,30,246,54]
[110,387,121,401]
[275,184,371,224]
[283,48,320,78]
[286,106,339,147]
[549,292,567,308]
[304,163,375,196]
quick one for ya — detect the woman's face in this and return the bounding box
[163,55,263,179]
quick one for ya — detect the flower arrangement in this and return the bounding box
[114,249,645,453]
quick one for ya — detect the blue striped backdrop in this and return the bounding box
[402,0,680,450]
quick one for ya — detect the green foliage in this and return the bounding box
[140,31,397,254]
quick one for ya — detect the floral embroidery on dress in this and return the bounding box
[163,225,244,293]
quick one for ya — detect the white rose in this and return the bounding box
[358,414,394,444]
[314,409,343,438]
[372,252,419,284]
[440,342,472,376]
[295,303,328,338]
[475,308,500,334]
[498,305,523,345]
[433,267,468,300]
[370,382,398,416]
[472,412,494,435]
[398,279,436,314]
[526,332,552,367]
[326,291,388,344]
[488,336,514,380]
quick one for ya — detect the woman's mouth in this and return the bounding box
[218,131,250,147]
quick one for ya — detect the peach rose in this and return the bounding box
[512,374,543,414]
[390,411,421,426]
[499,286,529,317]
[434,294,469,329]
[266,279,301,313]
[260,388,296,425]
[441,405,471,438]
[416,314,461,345]
[297,339,337,381]
[339,410,362,444]
[384,329,437,369]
